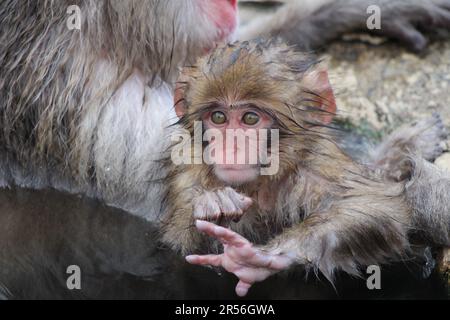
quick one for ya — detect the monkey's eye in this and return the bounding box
[242,112,260,126]
[211,111,227,125]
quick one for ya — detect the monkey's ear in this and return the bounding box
[174,68,191,118]
[174,81,187,118]
[301,68,336,125]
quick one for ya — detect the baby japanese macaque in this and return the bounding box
[162,39,450,297]
[1,0,450,300]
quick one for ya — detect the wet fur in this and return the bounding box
[163,40,414,281]
[1,0,449,286]
[0,0,221,218]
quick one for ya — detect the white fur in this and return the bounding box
[88,68,177,219]
[0,61,177,221]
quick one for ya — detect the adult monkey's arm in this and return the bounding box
[240,0,450,52]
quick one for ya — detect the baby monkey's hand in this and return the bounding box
[186,221,295,297]
[193,187,252,224]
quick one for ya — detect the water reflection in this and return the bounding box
[0,188,446,299]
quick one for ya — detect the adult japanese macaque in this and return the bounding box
[0,0,239,218]
[1,0,450,221]
[162,39,450,297]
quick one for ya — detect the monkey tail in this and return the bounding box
[405,157,450,247]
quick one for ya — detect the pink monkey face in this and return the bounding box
[201,105,274,186]
[202,0,239,43]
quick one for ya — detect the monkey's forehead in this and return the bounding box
[184,39,318,104]
[200,39,316,77]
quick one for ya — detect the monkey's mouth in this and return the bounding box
[214,165,260,186]
[216,164,258,170]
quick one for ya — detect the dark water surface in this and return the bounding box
[0,188,447,300]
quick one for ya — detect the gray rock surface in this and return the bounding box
[325,40,450,144]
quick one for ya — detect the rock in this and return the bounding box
[327,40,450,140]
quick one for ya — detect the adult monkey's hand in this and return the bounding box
[241,0,450,52]
[186,220,295,297]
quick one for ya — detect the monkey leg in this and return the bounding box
[193,187,253,224]
[370,113,448,181]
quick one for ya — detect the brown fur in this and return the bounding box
[162,40,411,280]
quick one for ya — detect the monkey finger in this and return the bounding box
[234,267,275,285]
[434,6,450,27]
[193,192,221,221]
[420,6,450,30]
[185,254,223,267]
[383,22,428,52]
[244,251,293,271]
[231,196,253,214]
[223,187,253,211]
[235,280,253,297]
[195,220,249,247]
[196,220,230,241]
[217,189,241,215]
